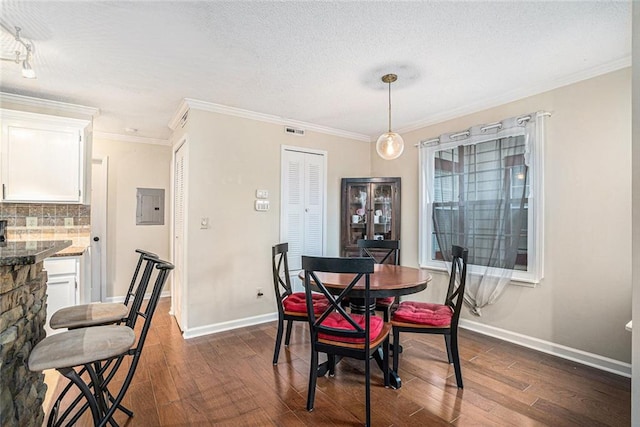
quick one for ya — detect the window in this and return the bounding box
[419,113,545,284]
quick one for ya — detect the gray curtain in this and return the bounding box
[430,117,533,315]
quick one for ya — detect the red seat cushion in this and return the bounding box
[376,297,395,306]
[282,292,328,314]
[392,301,453,326]
[318,312,383,344]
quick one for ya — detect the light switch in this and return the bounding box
[256,189,269,199]
[200,217,209,229]
[255,200,270,211]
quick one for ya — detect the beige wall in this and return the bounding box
[372,69,633,363]
[93,138,172,298]
[177,109,370,329]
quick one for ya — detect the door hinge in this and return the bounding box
[79,189,81,197]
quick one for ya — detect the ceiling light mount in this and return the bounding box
[376,73,404,160]
[1,25,36,79]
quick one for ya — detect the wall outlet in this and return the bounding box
[26,217,38,228]
[64,217,74,227]
[257,287,264,297]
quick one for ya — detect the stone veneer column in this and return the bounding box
[0,262,48,427]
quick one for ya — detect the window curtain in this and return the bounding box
[429,115,536,316]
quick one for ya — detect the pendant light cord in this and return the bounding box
[388,80,392,133]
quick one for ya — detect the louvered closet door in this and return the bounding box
[281,148,326,292]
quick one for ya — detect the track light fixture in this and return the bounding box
[1,25,36,79]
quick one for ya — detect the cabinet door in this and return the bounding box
[371,182,398,241]
[44,258,79,335]
[1,111,87,202]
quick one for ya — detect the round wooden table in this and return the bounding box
[298,264,432,388]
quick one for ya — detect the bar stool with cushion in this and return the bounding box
[357,239,400,321]
[272,243,329,364]
[391,245,468,388]
[49,249,158,330]
[29,255,173,427]
[303,255,390,427]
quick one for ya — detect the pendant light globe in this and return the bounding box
[376,131,404,160]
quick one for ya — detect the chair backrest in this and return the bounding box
[272,243,293,309]
[123,254,164,329]
[357,239,400,265]
[445,245,469,328]
[302,256,375,345]
[123,249,159,306]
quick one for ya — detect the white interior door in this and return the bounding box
[172,141,187,331]
[90,158,108,302]
[280,146,326,293]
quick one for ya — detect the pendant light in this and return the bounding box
[376,73,404,160]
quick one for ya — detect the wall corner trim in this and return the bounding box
[460,319,632,378]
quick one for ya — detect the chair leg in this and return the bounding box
[444,334,454,364]
[58,367,100,426]
[328,354,336,377]
[365,347,371,427]
[285,320,294,346]
[273,317,284,365]
[392,328,400,373]
[383,336,390,387]
[450,331,463,389]
[307,347,319,411]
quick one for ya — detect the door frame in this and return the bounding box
[91,157,108,302]
[171,135,189,331]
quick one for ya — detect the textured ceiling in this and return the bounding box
[0,1,632,142]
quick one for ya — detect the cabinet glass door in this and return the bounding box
[371,183,395,240]
[347,183,369,244]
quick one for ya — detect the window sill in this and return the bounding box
[418,263,539,288]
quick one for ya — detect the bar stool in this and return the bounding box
[49,249,158,330]
[29,255,173,427]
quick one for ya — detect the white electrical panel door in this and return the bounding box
[1,110,88,202]
[281,147,326,292]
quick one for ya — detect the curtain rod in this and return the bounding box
[415,111,551,147]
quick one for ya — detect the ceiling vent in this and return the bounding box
[179,110,189,128]
[284,126,305,136]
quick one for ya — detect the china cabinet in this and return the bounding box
[340,177,401,259]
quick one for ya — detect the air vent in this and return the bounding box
[284,126,305,136]
[179,110,189,128]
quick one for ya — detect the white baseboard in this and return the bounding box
[182,312,278,339]
[104,290,171,303]
[459,319,632,378]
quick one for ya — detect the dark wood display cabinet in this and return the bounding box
[340,177,401,260]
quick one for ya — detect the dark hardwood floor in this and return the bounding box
[43,297,631,426]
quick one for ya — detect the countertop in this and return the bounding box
[51,245,88,257]
[0,240,72,266]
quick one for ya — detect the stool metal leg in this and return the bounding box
[55,367,100,426]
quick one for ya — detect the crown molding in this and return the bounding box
[94,131,170,146]
[0,92,99,117]
[398,56,631,135]
[169,98,371,142]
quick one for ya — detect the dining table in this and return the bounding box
[299,263,432,389]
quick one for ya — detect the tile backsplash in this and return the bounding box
[0,202,91,247]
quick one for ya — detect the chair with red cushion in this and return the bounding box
[391,245,468,388]
[357,239,400,321]
[272,243,329,364]
[302,255,390,427]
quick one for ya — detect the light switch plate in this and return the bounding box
[256,189,269,199]
[64,217,74,227]
[200,217,209,229]
[26,217,37,228]
[255,200,270,211]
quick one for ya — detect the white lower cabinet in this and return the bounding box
[44,257,80,335]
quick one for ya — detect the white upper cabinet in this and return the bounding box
[1,109,91,203]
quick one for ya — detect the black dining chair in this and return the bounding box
[391,245,468,388]
[302,255,390,427]
[49,249,158,330]
[272,243,329,364]
[357,239,400,321]
[29,255,173,427]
